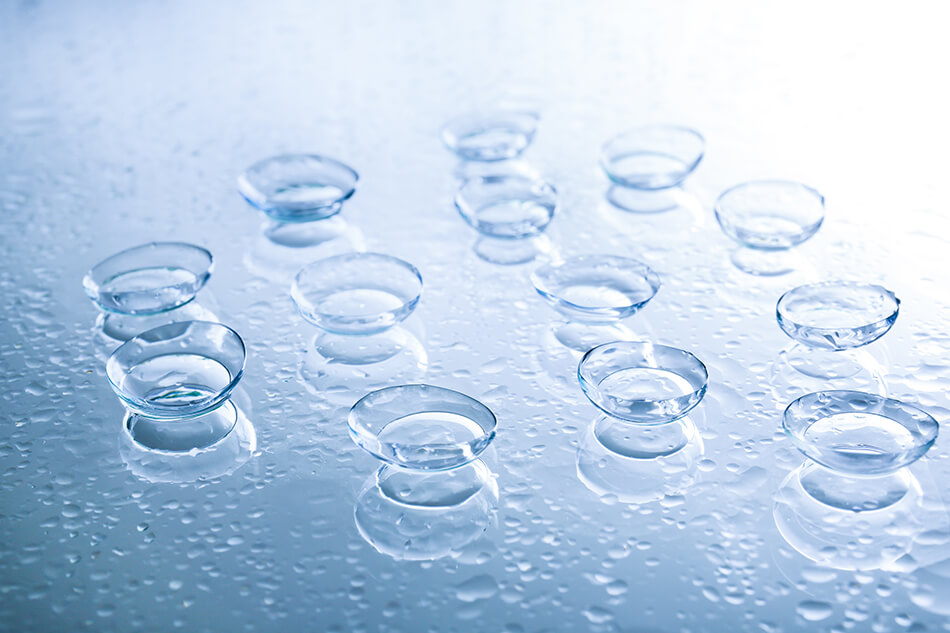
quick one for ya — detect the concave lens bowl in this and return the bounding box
[783,390,938,476]
[106,321,246,419]
[777,281,900,351]
[455,174,557,239]
[441,110,540,162]
[238,154,359,222]
[578,341,708,425]
[531,255,660,323]
[715,180,825,250]
[83,242,213,315]
[600,126,705,190]
[348,384,497,471]
[292,253,422,335]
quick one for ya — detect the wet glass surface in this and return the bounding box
[2,2,950,631]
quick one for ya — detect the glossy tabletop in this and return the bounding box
[2,2,950,632]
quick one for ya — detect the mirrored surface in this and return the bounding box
[2,2,950,632]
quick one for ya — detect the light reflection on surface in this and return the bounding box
[2,1,950,631]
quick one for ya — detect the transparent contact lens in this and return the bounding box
[238,154,358,222]
[106,320,246,420]
[292,253,422,335]
[83,242,213,315]
[531,255,660,323]
[455,174,557,239]
[441,109,539,162]
[348,384,496,471]
[600,125,704,190]
[777,281,900,350]
[578,341,708,425]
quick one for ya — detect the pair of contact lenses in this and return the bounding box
[85,243,247,453]
[528,251,709,428]
[442,109,557,241]
[290,253,484,474]
[446,120,705,239]
[773,280,935,510]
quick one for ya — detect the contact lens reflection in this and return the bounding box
[354,460,498,561]
[120,400,256,483]
[576,415,703,505]
[298,326,427,405]
[773,462,923,571]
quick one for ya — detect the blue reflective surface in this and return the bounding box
[3,2,950,632]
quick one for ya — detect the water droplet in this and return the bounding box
[454,574,498,602]
[797,600,833,621]
[582,606,613,623]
